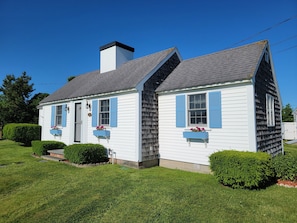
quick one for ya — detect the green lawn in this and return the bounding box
[0,140,296,223]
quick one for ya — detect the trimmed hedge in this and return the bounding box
[32,140,66,156]
[209,150,275,189]
[64,144,109,164]
[3,123,41,146]
[272,153,297,181]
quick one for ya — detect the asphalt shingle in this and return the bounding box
[156,40,267,92]
[41,40,267,103]
[41,47,175,104]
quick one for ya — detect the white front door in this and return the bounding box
[74,103,82,142]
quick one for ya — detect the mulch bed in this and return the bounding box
[277,179,297,188]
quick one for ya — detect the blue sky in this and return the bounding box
[1,0,297,108]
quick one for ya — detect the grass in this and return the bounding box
[0,140,297,223]
[284,141,297,155]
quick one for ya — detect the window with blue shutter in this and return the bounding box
[176,95,186,127]
[209,91,222,128]
[51,105,66,127]
[110,97,118,127]
[92,100,98,127]
[92,98,118,128]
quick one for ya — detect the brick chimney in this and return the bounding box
[100,41,134,73]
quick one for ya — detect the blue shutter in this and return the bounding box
[92,100,98,127]
[62,104,67,127]
[110,97,118,127]
[176,95,186,127]
[209,91,222,128]
[51,106,56,127]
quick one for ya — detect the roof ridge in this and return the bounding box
[75,47,177,76]
[183,40,268,63]
[125,47,176,63]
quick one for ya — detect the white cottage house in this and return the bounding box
[38,40,283,172]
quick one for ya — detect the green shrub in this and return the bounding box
[32,140,66,156]
[3,123,17,140]
[209,150,275,189]
[272,153,297,181]
[3,123,41,146]
[64,144,109,164]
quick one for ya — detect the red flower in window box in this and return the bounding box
[190,126,205,132]
[96,125,105,130]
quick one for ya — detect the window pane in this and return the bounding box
[188,93,207,125]
[56,105,62,126]
[99,99,110,125]
[266,94,275,127]
[56,106,62,115]
[100,100,109,112]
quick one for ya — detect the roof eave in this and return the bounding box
[156,79,252,95]
[39,88,137,107]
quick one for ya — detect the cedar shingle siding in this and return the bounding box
[141,53,180,163]
[255,55,282,156]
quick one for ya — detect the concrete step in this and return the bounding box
[41,155,66,162]
[48,149,65,159]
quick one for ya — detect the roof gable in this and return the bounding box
[156,40,267,92]
[41,47,176,104]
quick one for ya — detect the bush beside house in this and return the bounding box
[3,123,41,146]
[272,152,297,181]
[209,150,275,189]
[64,144,109,164]
[32,140,66,156]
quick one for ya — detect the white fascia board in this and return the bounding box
[267,44,282,108]
[157,79,252,95]
[39,88,137,107]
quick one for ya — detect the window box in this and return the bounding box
[50,129,62,136]
[93,130,110,138]
[183,131,208,140]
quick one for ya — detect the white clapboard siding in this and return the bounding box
[41,104,70,143]
[41,92,140,162]
[87,92,140,162]
[158,84,256,166]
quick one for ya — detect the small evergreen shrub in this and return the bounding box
[272,153,297,181]
[32,140,66,156]
[209,150,275,189]
[64,144,109,164]
[3,123,41,146]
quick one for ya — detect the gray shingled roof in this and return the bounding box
[41,47,175,104]
[156,40,267,92]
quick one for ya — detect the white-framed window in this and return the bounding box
[55,105,62,126]
[99,99,110,125]
[188,93,207,126]
[266,94,275,127]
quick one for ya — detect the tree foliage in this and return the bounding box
[282,104,294,122]
[0,72,48,125]
[67,75,76,82]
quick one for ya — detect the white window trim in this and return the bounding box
[187,93,207,127]
[266,94,275,127]
[98,99,110,126]
[55,105,62,126]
